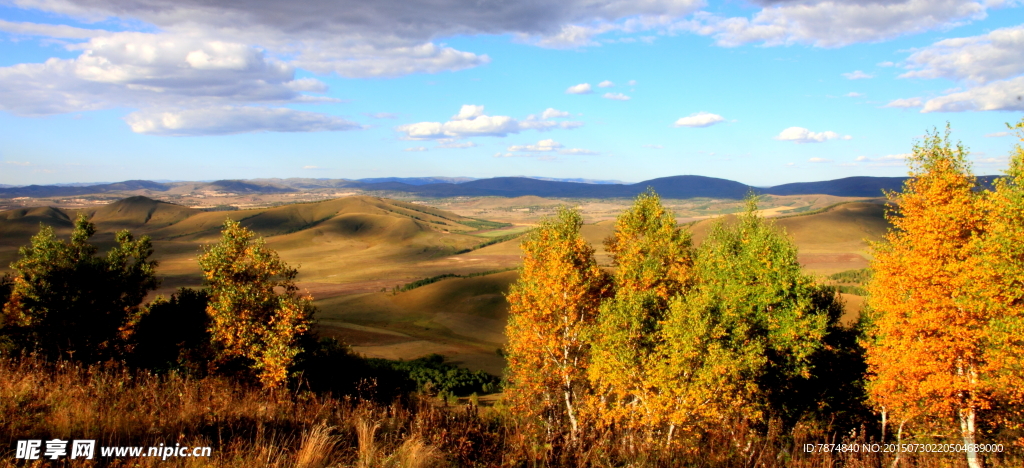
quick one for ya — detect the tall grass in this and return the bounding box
[1,356,1019,467]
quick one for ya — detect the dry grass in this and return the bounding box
[1,355,1020,468]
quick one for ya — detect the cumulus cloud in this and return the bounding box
[541,108,571,119]
[883,97,923,108]
[900,25,1024,84]
[566,83,593,94]
[674,112,725,128]
[842,70,873,80]
[808,157,832,163]
[678,0,989,48]
[0,32,334,116]
[602,92,630,101]
[922,77,1024,112]
[452,104,485,120]
[396,105,583,140]
[598,80,614,87]
[124,106,362,136]
[775,127,852,143]
[888,26,1024,114]
[405,146,428,151]
[846,92,864,97]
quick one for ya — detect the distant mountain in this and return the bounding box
[1,175,1005,200]
[518,177,626,185]
[763,175,1002,197]
[356,177,476,185]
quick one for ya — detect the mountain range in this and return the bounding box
[0,175,1003,199]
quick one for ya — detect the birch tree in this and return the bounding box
[505,207,610,437]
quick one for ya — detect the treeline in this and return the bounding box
[0,216,492,399]
[502,122,1024,466]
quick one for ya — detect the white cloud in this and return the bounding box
[843,70,874,80]
[775,127,851,143]
[124,106,362,136]
[436,139,477,148]
[643,144,663,149]
[856,153,910,166]
[566,83,593,94]
[405,146,428,151]
[4,160,32,166]
[507,139,596,154]
[674,112,725,128]
[0,19,109,39]
[451,104,485,120]
[678,0,989,48]
[364,112,397,119]
[397,105,583,140]
[627,80,637,86]
[846,92,864,97]
[785,162,796,166]
[541,108,571,119]
[302,165,322,169]
[602,92,630,101]
[986,131,1010,137]
[808,157,832,163]
[509,139,564,152]
[598,80,614,88]
[900,25,1024,84]
[883,97,924,108]
[0,32,334,116]
[921,77,1024,112]
[559,148,597,155]
[878,61,896,67]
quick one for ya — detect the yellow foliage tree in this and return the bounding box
[199,219,315,388]
[865,125,988,468]
[588,189,694,432]
[504,207,610,437]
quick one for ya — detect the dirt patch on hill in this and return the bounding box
[798,253,869,273]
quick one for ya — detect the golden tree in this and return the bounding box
[504,207,610,437]
[199,219,315,388]
[865,125,987,467]
[588,189,694,432]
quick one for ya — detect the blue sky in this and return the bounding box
[1,0,1022,186]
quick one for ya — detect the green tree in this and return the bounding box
[978,119,1024,445]
[653,196,840,439]
[199,219,315,388]
[1,214,158,361]
[588,189,694,431]
[130,287,212,372]
[504,207,610,437]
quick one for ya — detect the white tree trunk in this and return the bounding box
[960,407,982,468]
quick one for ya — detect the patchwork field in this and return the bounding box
[0,193,887,376]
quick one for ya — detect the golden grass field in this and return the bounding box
[0,194,885,375]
